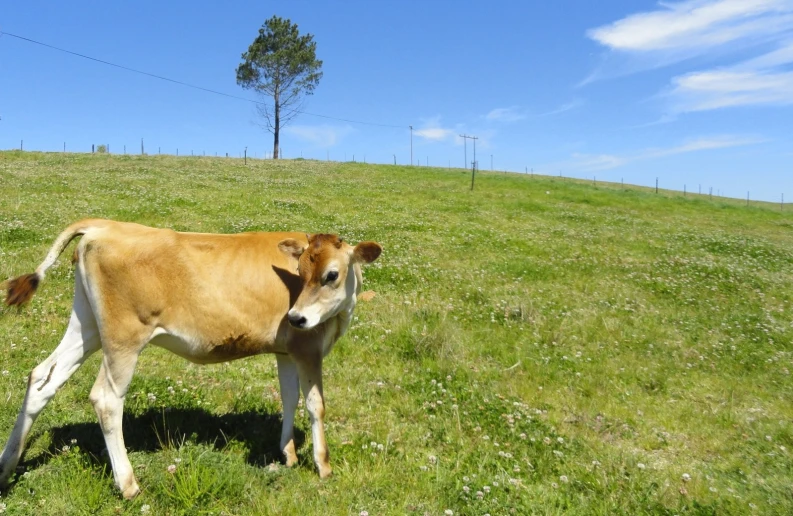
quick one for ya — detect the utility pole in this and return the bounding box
[459,134,479,191]
[460,134,471,168]
[409,126,413,166]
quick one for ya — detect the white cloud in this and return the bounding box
[583,0,793,84]
[537,99,584,117]
[570,135,763,171]
[414,116,456,142]
[414,127,454,141]
[669,69,793,111]
[588,0,793,53]
[283,124,353,147]
[485,106,526,122]
[586,1,793,113]
[664,38,793,112]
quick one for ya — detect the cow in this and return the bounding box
[0,219,382,499]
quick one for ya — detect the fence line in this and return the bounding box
[4,141,787,209]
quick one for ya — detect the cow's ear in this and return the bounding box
[352,241,382,264]
[278,239,307,260]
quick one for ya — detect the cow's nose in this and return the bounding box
[288,311,307,328]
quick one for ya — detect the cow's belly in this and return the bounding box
[149,328,283,364]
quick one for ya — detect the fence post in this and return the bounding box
[63,142,66,153]
[684,184,686,196]
[20,140,23,151]
[244,147,247,164]
[92,144,95,154]
[655,177,658,194]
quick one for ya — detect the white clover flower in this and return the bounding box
[682,473,691,482]
[167,464,177,474]
[560,475,569,483]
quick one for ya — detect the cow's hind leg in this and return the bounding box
[0,275,101,485]
[89,342,145,500]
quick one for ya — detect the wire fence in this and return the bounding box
[5,140,787,211]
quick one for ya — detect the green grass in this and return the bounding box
[1,150,792,515]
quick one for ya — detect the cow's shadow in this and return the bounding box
[19,407,303,477]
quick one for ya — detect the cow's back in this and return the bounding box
[77,221,306,359]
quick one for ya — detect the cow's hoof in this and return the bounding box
[121,482,141,500]
[284,452,298,468]
[318,464,332,479]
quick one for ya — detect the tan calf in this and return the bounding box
[0,219,381,499]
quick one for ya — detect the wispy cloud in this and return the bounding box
[569,135,764,171]
[485,106,526,122]
[283,124,354,147]
[666,40,793,112]
[414,116,456,142]
[586,1,793,115]
[584,0,793,83]
[589,0,793,53]
[536,99,585,117]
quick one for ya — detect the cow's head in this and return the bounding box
[278,233,381,330]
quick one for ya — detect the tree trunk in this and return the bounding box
[273,94,280,160]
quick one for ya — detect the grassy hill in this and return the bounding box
[1,150,792,515]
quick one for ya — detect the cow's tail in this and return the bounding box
[2,219,108,306]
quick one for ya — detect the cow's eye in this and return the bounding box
[325,271,339,283]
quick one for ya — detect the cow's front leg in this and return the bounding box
[275,354,299,467]
[295,356,331,478]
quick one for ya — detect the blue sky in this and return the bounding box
[2,0,791,201]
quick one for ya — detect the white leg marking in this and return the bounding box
[276,355,300,466]
[296,360,331,478]
[0,275,100,485]
[89,352,141,500]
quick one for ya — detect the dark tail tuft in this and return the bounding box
[4,273,41,306]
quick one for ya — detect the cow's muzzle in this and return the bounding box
[287,310,307,329]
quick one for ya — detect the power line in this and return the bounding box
[1,31,407,129]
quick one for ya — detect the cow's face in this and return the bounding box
[279,234,381,330]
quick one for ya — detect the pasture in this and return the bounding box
[0,150,792,515]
